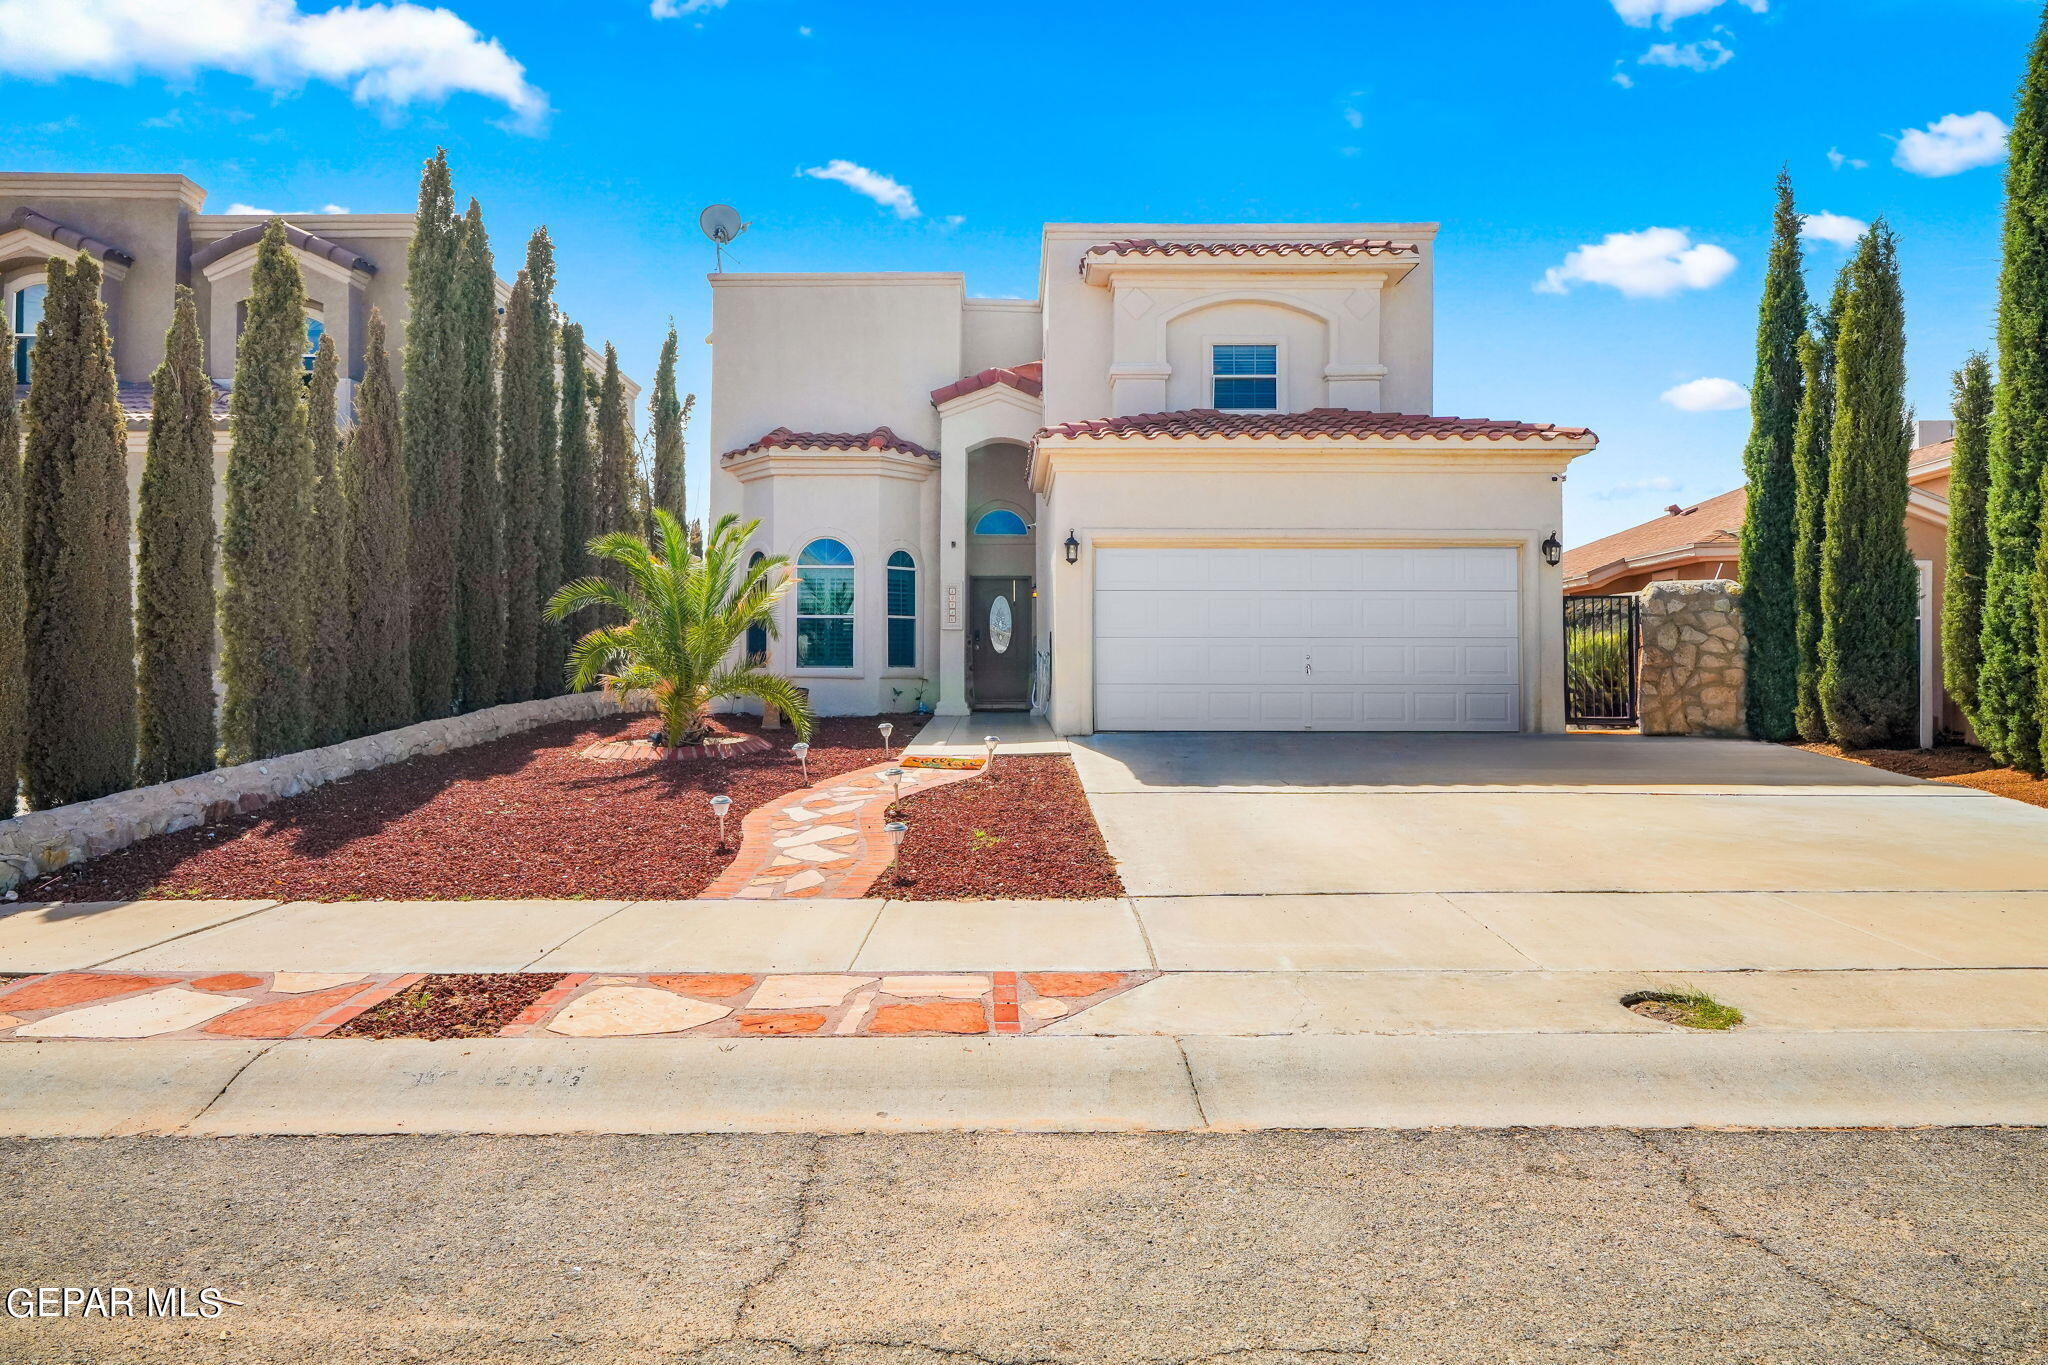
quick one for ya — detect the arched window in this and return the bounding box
[796,538,855,668]
[973,508,1029,536]
[744,551,768,663]
[886,551,916,668]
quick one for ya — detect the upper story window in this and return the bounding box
[1212,343,1277,410]
[10,282,46,385]
[795,537,855,669]
[973,508,1029,536]
[303,314,325,375]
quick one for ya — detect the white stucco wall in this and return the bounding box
[961,299,1042,373]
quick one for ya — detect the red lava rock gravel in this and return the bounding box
[331,973,565,1040]
[23,714,914,902]
[877,754,1124,900]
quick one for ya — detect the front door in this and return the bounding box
[969,576,1033,710]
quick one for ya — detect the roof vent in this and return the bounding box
[1665,504,1685,516]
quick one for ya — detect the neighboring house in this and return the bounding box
[1,171,635,532]
[1562,422,1960,735]
[708,224,1599,735]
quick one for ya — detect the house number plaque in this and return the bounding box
[943,583,962,629]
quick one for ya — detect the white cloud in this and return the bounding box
[1612,69,1635,89]
[1661,377,1749,412]
[1639,39,1733,72]
[1827,147,1868,171]
[797,24,811,36]
[800,159,920,219]
[1611,0,1764,27]
[1593,475,1681,500]
[1342,105,1364,129]
[650,0,725,15]
[226,202,350,215]
[0,0,547,130]
[1894,111,2010,177]
[1536,227,1738,299]
[1800,210,1867,247]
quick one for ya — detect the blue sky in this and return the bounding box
[0,0,2030,544]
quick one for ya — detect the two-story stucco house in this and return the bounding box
[709,223,1598,736]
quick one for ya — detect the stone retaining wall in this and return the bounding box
[1638,580,1748,737]
[0,691,649,895]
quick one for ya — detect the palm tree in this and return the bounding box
[545,510,814,745]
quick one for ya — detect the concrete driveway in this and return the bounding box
[1070,732,2048,896]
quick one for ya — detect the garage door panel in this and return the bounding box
[1094,546,1522,732]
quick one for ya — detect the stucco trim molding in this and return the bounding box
[724,449,938,484]
[1030,440,1584,491]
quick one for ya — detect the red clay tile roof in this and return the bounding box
[1036,408,1594,444]
[2,208,135,268]
[1560,488,1747,582]
[190,222,377,276]
[1085,238,1419,262]
[930,362,1043,406]
[721,426,938,462]
[17,381,231,427]
[1910,437,1955,469]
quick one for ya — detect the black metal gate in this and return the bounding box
[1564,595,1640,727]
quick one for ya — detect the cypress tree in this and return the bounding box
[594,342,633,540]
[220,219,315,764]
[453,198,504,710]
[497,271,542,704]
[345,310,412,736]
[304,332,351,747]
[1980,8,2048,770]
[136,286,217,783]
[527,231,564,696]
[403,148,462,721]
[557,322,592,582]
[1943,353,1994,731]
[1792,279,1846,741]
[0,306,24,812]
[1818,221,1917,748]
[22,254,135,808]
[650,324,685,525]
[1735,171,1808,740]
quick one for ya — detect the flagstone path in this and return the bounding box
[0,968,1149,1040]
[699,756,986,900]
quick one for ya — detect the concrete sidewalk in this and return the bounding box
[8,890,2047,974]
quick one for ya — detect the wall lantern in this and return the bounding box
[1064,530,1080,565]
[1541,533,1562,567]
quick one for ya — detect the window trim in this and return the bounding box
[793,534,860,676]
[5,273,49,386]
[971,504,1033,538]
[885,548,918,672]
[1208,338,1282,413]
[744,549,769,665]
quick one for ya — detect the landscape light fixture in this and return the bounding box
[1064,531,1079,565]
[878,720,894,755]
[1542,533,1562,567]
[983,735,1000,770]
[709,793,732,848]
[883,766,906,804]
[884,821,908,852]
[791,741,809,782]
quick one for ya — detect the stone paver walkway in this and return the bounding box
[699,756,984,900]
[0,968,1149,1040]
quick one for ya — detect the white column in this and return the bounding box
[936,422,970,715]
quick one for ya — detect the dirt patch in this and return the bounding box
[1791,740,2048,808]
[875,754,1123,900]
[1623,989,1744,1031]
[22,713,917,901]
[331,973,565,1040]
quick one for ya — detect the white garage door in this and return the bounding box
[1093,546,1522,732]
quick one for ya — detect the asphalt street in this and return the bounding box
[3,1129,2043,1363]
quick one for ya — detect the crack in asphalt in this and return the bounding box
[1631,1131,1991,1362]
[730,1133,825,1336]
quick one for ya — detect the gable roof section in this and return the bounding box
[1,208,135,267]
[1084,238,1419,263]
[721,426,938,462]
[930,362,1043,406]
[1560,488,1747,583]
[190,222,377,276]
[1037,408,1593,444]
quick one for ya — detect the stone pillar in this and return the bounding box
[1637,580,1748,737]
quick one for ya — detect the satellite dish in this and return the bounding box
[698,204,748,273]
[699,204,746,244]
